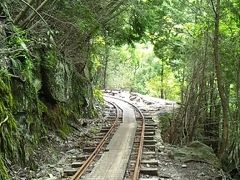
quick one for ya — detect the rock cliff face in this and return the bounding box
[43,54,72,103]
[0,13,95,179]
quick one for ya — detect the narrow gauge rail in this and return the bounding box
[129,101,145,180]
[71,100,122,180]
[104,95,145,180]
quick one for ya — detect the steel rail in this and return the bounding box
[71,100,121,180]
[104,94,145,180]
[132,103,145,180]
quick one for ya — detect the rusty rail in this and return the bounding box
[132,104,145,180]
[71,100,121,180]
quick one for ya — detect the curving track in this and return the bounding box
[66,95,157,180]
[104,95,145,180]
[71,100,122,180]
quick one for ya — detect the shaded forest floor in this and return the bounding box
[10,91,224,180]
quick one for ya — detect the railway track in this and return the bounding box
[63,101,122,179]
[63,95,158,180]
[133,109,158,179]
[109,96,158,180]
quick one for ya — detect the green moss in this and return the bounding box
[0,76,13,108]
[0,154,10,180]
[0,27,50,176]
[0,25,94,178]
[0,75,21,178]
[42,50,58,70]
[44,104,72,137]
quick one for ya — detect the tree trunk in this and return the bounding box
[103,53,109,89]
[103,30,109,89]
[234,56,240,139]
[212,0,229,157]
[160,59,164,99]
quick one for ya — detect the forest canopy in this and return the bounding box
[95,0,240,174]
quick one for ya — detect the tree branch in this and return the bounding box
[19,0,49,28]
[0,116,8,127]
[210,0,217,16]
[42,12,78,29]
[14,0,35,24]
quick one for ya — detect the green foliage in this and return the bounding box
[105,43,181,100]
[42,51,58,70]
[0,155,9,180]
[0,0,139,177]
[0,25,48,176]
[93,88,104,104]
[9,27,29,51]
[1,0,240,177]
[56,1,98,32]
[145,74,180,100]
[95,0,240,173]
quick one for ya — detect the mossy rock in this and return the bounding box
[42,51,72,103]
[173,141,221,168]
